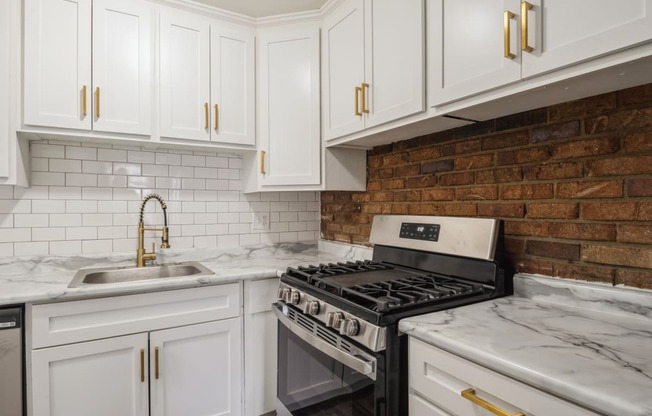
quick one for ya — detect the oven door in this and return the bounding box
[274,303,385,416]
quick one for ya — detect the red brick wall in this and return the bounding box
[321,84,652,289]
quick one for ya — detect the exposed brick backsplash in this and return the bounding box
[321,83,652,289]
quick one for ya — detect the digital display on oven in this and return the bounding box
[399,222,440,242]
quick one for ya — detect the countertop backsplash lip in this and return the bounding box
[399,273,652,416]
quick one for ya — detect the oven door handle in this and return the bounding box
[274,306,377,381]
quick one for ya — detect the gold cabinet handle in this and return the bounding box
[361,83,369,114]
[260,150,266,174]
[461,388,525,416]
[354,86,362,116]
[521,1,534,52]
[154,347,160,380]
[139,349,145,382]
[204,103,209,129]
[82,85,87,117]
[503,11,516,59]
[214,104,219,130]
[95,87,101,118]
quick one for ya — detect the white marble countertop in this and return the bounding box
[0,240,372,306]
[399,274,652,416]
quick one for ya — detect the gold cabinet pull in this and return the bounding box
[521,1,534,52]
[95,87,101,118]
[204,103,209,129]
[461,388,525,416]
[139,349,145,382]
[154,347,160,380]
[82,85,87,117]
[214,104,219,130]
[361,83,369,114]
[354,86,362,116]
[260,150,266,174]
[503,11,516,59]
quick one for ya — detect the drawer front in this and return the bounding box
[410,393,453,416]
[245,277,279,314]
[409,338,600,416]
[30,284,241,349]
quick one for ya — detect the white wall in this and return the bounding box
[0,140,320,257]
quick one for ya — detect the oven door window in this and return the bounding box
[278,322,379,416]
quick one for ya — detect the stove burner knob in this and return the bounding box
[340,318,360,336]
[289,290,301,305]
[277,287,290,301]
[303,301,320,316]
[326,312,344,329]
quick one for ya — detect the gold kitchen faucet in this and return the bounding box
[137,193,171,267]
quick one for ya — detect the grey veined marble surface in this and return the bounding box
[0,240,372,306]
[399,274,652,416]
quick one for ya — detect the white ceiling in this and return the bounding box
[193,0,329,18]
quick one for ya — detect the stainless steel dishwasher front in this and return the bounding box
[0,306,23,416]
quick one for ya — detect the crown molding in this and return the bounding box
[255,10,323,29]
[320,0,346,17]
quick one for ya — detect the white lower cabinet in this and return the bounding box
[150,319,242,416]
[409,337,600,416]
[28,284,243,416]
[31,333,149,416]
[244,278,279,416]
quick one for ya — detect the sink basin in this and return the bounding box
[68,262,214,287]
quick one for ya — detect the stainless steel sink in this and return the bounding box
[68,261,214,287]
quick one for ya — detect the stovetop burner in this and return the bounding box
[285,260,486,313]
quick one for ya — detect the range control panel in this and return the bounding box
[399,222,440,242]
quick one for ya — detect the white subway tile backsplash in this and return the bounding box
[66,146,97,160]
[14,214,49,228]
[0,141,319,257]
[50,214,82,227]
[32,172,65,186]
[15,242,49,256]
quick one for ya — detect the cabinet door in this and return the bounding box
[160,8,210,141]
[92,0,151,135]
[428,0,521,106]
[410,393,454,416]
[211,26,255,146]
[0,0,10,178]
[259,27,321,187]
[24,0,91,130]
[364,0,425,128]
[150,318,243,416]
[31,333,149,416]
[322,0,365,140]
[522,0,652,77]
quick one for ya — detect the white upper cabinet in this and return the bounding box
[428,0,521,106]
[322,0,366,139]
[323,0,425,141]
[24,0,92,130]
[258,26,321,187]
[160,8,255,146]
[429,0,652,106]
[160,8,211,141]
[211,27,256,146]
[521,0,652,77]
[24,0,151,135]
[92,0,152,135]
[0,0,11,179]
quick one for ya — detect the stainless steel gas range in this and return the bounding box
[274,215,511,416]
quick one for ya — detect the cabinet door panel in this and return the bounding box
[24,0,91,130]
[522,0,652,77]
[92,0,151,135]
[410,393,454,416]
[429,0,521,106]
[259,28,321,187]
[31,333,149,416]
[160,8,210,141]
[0,0,10,178]
[211,27,255,146]
[150,318,242,416]
[322,0,365,140]
[364,0,425,128]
